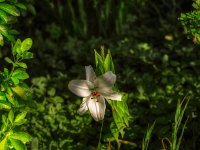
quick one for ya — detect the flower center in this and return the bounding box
[91,91,100,97]
[91,91,101,102]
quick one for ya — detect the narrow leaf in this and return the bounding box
[104,50,115,73]
[0,3,20,16]
[16,62,27,69]
[8,110,14,124]
[0,9,9,23]
[0,33,3,46]
[15,3,27,10]
[12,39,21,55]
[4,57,13,64]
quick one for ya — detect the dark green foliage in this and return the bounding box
[4,0,199,149]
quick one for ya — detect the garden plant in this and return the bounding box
[0,0,200,150]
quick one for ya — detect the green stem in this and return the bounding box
[97,120,104,150]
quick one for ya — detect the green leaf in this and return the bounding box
[0,92,6,101]
[6,93,15,105]
[94,49,104,66]
[2,114,7,124]
[12,69,29,80]
[8,110,14,123]
[94,50,105,74]
[0,3,20,16]
[14,111,27,124]
[0,136,8,150]
[142,121,155,150]
[27,4,36,15]
[110,122,119,140]
[11,77,19,85]
[0,101,11,109]
[15,3,27,10]
[14,119,27,126]
[4,57,13,64]
[0,9,9,23]
[10,132,32,143]
[12,39,21,55]
[22,52,33,59]
[3,68,9,77]
[9,138,26,150]
[16,62,27,69]
[21,38,32,51]
[12,85,30,100]
[104,50,115,73]
[9,29,19,35]
[0,25,14,41]
[0,33,3,46]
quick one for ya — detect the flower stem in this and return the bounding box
[97,120,104,150]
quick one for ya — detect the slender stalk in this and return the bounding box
[118,139,137,147]
[97,120,104,150]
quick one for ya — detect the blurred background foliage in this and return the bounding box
[3,0,200,149]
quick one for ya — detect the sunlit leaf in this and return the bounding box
[21,38,32,52]
[10,132,32,143]
[0,33,3,46]
[14,111,27,124]
[12,39,21,55]
[12,84,31,100]
[11,76,19,85]
[0,25,14,41]
[9,138,26,150]
[6,93,15,105]
[0,101,11,109]
[4,57,13,64]
[12,69,29,80]
[104,50,115,73]
[0,3,20,16]
[16,62,27,69]
[0,9,9,23]
[8,110,14,123]
[0,92,6,101]
[0,136,8,150]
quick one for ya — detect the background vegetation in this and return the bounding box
[1,0,200,149]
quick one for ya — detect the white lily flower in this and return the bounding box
[68,65,122,121]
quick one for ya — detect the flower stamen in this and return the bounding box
[91,91,101,97]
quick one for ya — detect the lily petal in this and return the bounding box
[94,71,116,89]
[85,65,96,82]
[68,80,92,97]
[98,89,122,101]
[77,98,89,115]
[87,95,106,121]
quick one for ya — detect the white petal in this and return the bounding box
[94,71,116,89]
[87,95,106,121]
[85,65,96,82]
[98,89,122,101]
[77,98,89,115]
[68,80,91,97]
